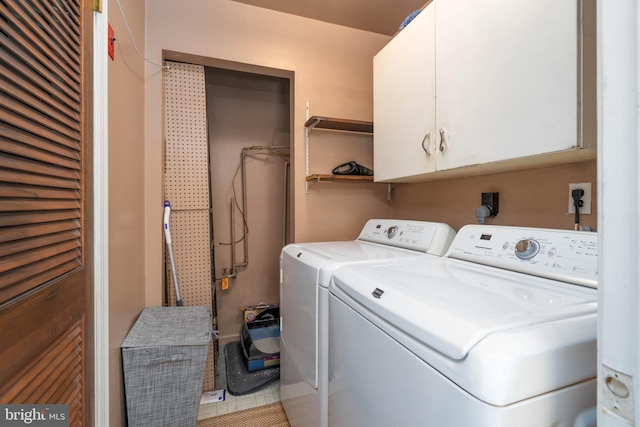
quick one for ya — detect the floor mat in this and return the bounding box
[197,402,289,427]
[225,341,280,396]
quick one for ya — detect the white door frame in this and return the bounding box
[597,0,639,425]
[93,3,110,426]
[91,1,640,425]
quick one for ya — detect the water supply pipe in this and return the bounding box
[226,144,290,278]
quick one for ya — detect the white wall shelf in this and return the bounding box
[304,103,393,199]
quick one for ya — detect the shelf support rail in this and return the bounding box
[305,101,310,193]
[387,183,403,201]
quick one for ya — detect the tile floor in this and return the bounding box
[197,344,281,420]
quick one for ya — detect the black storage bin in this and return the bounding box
[240,318,280,372]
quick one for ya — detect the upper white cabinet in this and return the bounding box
[374,0,596,183]
[374,5,436,181]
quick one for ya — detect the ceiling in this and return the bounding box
[230,0,428,36]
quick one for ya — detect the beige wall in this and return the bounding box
[391,160,597,232]
[100,1,599,423]
[108,0,147,424]
[206,68,290,343]
[145,0,393,305]
[142,0,598,334]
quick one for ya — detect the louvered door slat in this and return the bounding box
[68,398,81,426]
[0,123,81,161]
[0,210,80,227]
[0,1,88,423]
[0,219,80,244]
[0,33,80,106]
[56,386,82,420]
[0,200,80,212]
[0,253,81,297]
[0,240,80,274]
[1,320,83,404]
[0,138,80,169]
[0,64,80,126]
[0,2,80,80]
[0,33,80,104]
[0,171,80,190]
[38,1,82,56]
[10,1,81,70]
[0,73,81,132]
[0,52,80,114]
[0,92,80,141]
[55,0,81,32]
[0,184,80,200]
[0,153,80,179]
[16,335,79,403]
[49,364,79,402]
[26,344,81,403]
[0,258,80,304]
[37,350,81,403]
[0,109,80,150]
[2,324,81,401]
[0,229,81,258]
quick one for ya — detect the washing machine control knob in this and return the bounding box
[386,226,398,239]
[515,239,540,260]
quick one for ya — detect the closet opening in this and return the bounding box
[162,51,294,389]
[205,66,291,344]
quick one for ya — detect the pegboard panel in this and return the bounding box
[165,210,212,306]
[165,209,215,391]
[163,62,215,391]
[163,61,210,210]
[203,343,215,392]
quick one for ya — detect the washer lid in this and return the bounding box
[300,240,418,260]
[284,240,431,287]
[331,257,598,361]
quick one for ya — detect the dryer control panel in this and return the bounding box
[357,219,455,256]
[446,225,598,288]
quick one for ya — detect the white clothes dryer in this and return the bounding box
[279,219,455,427]
[328,225,598,427]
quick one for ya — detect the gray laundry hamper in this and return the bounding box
[121,306,212,427]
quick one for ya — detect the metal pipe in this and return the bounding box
[229,198,237,278]
[230,145,290,276]
[283,161,290,247]
[238,148,248,267]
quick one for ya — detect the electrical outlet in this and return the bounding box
[481,192,499,216]
[568,182,592,215]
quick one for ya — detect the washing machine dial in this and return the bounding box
[386,226,398,239]
[514,239,540,260]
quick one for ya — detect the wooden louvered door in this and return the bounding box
[0,0,93,425]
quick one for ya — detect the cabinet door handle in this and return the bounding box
[439,128,447,153]
[421,132,432,156]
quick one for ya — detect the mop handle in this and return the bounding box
[163,202,172,243]
[163,201,183,306]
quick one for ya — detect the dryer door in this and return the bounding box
[281,246,328,390]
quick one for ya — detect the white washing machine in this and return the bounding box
[279,219,456,427]
[328,225,598,427]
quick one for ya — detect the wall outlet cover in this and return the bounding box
[568,182,592,215]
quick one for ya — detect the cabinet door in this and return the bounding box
[373,5,436,182]
[435,0,579,171]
